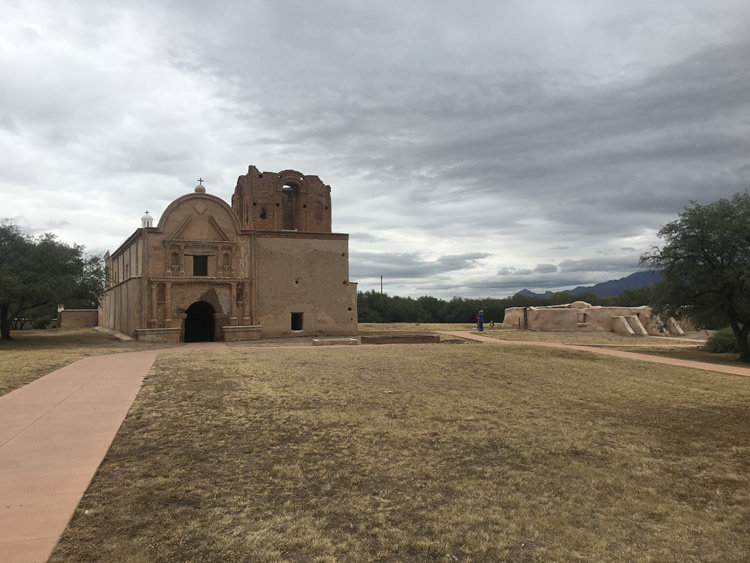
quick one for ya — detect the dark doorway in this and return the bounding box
[184,301,215,342]
[291,312,303,331]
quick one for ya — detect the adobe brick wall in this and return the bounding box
[59,310,99,329]
[232,166,333,233]
[254,233,357,337]
[361,334,440,345]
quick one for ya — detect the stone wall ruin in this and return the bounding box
[502,301,685,336]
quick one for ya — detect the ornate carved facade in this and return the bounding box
[101,166,357,342]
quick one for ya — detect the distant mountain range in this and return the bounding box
[516,270,662,299]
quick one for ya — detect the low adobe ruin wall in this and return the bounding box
[502,301,679,335]
[58,309,99,329]
[361,334,440,345]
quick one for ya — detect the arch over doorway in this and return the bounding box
[184,301,215,342]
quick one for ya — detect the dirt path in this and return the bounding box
[0,342,227,563]
[439,331,750,378]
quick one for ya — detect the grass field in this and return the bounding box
[51,341,750,561]
[0,328,168,397]
[361,322,738,367]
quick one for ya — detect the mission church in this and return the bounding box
[100,166,358,342]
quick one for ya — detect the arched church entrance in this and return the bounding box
[184,301,215,342]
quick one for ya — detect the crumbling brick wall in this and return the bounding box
[232,165,333,233]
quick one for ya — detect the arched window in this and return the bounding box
[282,182,299,230]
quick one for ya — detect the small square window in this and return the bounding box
[193,255,208,276]
[291,312,303,331]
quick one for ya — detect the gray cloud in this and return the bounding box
[534,264,558,274]
[558,256,641,274]
[351,251,490,281]
[3,1,749,299]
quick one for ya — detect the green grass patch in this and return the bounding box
[52,344,750,561]
[704,328,739,354]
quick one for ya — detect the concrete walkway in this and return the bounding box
[439,331,750,378]
[0,343,226,563]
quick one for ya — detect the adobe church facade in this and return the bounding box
[100,166,358,342]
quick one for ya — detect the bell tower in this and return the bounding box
[231,165,333,232]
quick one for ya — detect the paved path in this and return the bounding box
[0,343,226,563]
[439,331,750,378]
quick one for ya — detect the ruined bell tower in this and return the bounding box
[231,165,333,233]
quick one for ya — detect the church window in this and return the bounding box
[193,255,208,276]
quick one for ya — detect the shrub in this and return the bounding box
[703,327,738,353]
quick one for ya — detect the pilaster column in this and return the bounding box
[150,283,158,327]
[165,282,172,322]
[229,282,238,325]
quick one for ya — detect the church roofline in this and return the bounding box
[156,191,242,233]
[108,228,144,260]
[250,230,348,240]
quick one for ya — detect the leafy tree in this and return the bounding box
[443,296,476,323]
[387,296,427,323]
[703,327,738,354]
[641,192,750,361]
[542,292,569,305]
[416,295,448,323]
[0,221,105,340]
[356,303,382,323]
[571,292,600,305]
[617,287,654,307]
[357,290,391,322]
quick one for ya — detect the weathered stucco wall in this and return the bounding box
[101,230,144,336]
[254,233,357,337]
[503,302,666,335]
[59,309,99,329]
[100,278,142,336]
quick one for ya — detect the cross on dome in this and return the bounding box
[195,178,207,193]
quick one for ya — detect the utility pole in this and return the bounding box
[380,275,383,294]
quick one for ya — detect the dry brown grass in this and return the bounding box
[52,342,750,562]
[474,328,748,368]
[475,327,698,346]
[359,322,475,342]
[0,328,170,396]
[618,347,742,366]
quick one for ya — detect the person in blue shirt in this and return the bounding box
[477,310,485,331]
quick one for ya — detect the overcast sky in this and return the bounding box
[3,1,749,299]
